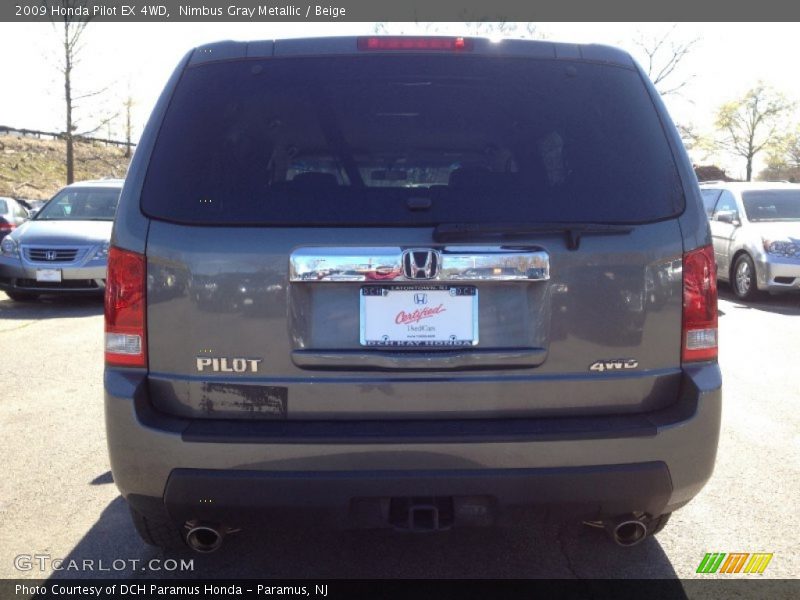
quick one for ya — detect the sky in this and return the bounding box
[1,21,800,178]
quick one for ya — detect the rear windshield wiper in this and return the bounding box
[434,222,634,250]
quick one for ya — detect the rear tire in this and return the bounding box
[129,505,186,550]
[5,291,39,302]
[732,254,760,301]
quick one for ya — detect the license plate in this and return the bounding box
[36,269,62,282]
[360,285,478,347]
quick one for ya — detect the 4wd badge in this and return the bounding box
[589,359,639,373]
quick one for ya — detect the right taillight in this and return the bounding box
[682,244,718,362]
[105,246,147,367]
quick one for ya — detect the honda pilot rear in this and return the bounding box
[104,36,721,551]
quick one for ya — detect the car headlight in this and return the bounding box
[763,238,799,258]
[1,236,19,258]
[92,242,110,261]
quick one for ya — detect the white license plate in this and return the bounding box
[360,285,478,347]
[36,269,62,282]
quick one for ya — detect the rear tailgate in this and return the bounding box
[140,41,686,421]
[145,220,683,419]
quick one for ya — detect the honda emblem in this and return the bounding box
[402,249,439,280]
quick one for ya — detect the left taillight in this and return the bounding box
[104,246,146,367]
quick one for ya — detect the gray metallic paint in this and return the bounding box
[106,37,721,522]
[143,219,684,419]
[106,364,720,516]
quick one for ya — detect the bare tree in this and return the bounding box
[714,83,795,181]
[676,122,700,152]
[633,25,699,96]
[122,93,135,158]
[52,0,90,184]
[50,0,117,183]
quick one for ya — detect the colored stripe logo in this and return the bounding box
[697,553,773,574]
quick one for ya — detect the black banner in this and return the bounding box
[4,0,800,22]
[3,579,800,600]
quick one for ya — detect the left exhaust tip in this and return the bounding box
[185,525,223,553]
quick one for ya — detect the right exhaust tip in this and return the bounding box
[609,518,648,547]
[185,525,223,553]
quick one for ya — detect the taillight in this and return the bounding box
[682,245,718,362]
[0,222,14,232]
[105,246,146,367]
[357,36,472,52]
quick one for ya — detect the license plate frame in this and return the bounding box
[360,285,478,347]
[35,269,62,282]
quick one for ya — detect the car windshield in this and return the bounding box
[742,190,800,222]
[35,187,120,221]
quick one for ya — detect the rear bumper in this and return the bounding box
[106,364,721,525]
[154,462,672,528]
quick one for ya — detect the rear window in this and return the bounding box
[0,199,7,213]
[141,55,684,225]
[742,190,800,222]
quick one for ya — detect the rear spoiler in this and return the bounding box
[188,37,635,68]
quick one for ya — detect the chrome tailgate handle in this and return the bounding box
[440,248,549,281]
[289,246,549,282]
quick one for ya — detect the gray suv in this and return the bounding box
[105,36,721,552]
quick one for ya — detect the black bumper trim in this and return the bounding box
[180,414,658,445]
[157,462,673,524]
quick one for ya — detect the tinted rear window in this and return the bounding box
[141,55,683,225]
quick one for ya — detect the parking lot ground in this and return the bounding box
[0,288,798,582]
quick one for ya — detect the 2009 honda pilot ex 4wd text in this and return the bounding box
[104,36,721,552]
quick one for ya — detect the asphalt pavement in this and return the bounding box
[0,286,798,583]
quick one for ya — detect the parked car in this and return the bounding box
[700,181,800,300]
[105,37,720,553]
[0,179,123,301]
[0,196,30,241]
[17,198,47,218]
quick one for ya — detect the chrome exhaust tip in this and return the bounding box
[185,525,223,553]
[607,517,648,547]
